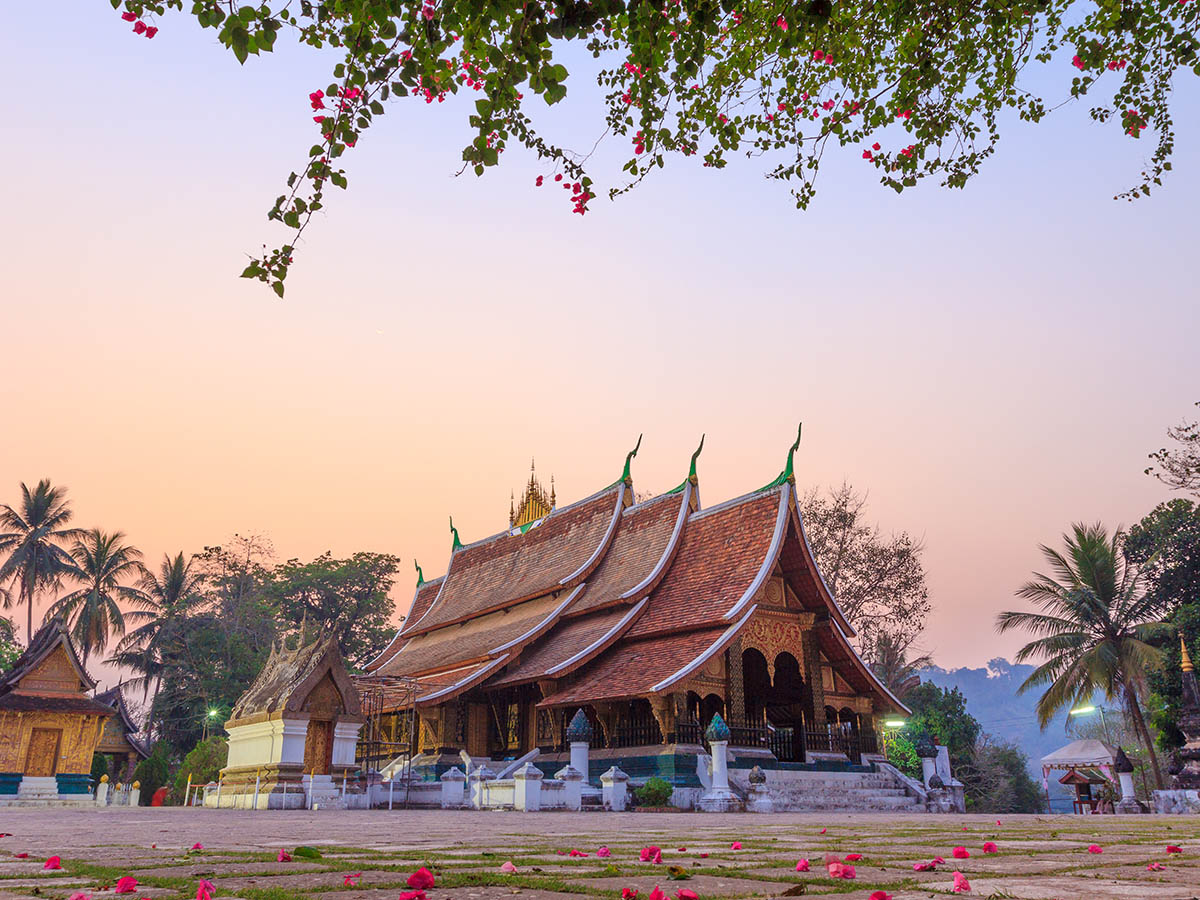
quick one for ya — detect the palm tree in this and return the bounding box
[996,522,1169,789]
[0,480,86,643]
[47,529,147,662]
[110,553,207,735]
[870,632,933,701]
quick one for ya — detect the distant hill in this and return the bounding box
[918,657,1081,776]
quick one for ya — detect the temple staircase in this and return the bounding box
[302,774,347,810]
[762,769,925,812]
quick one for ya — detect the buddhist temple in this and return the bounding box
[358,429,909,789]
[93,684,150,780]
[0,617,115,805]
[215,630,365,808]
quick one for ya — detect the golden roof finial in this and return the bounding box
[550,474,556,507]
[1183,633,1194,674]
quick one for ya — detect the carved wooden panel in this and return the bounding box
[302,673,344,719]
[25,728,61,777]
[19,648,83,695]
[741,613,807,680]
[303,719,333,774]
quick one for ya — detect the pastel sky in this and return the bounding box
[3,5,1197,681]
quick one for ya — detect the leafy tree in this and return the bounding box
[109,1,1200,296]
[110,552,207,738]
[958,735,1044,813]
[133,740,173,805]
[1146,402,1200,496]
[266,551,400,669]
[1125,499,1200,751]
[870,632,933,701]
[801,482,930,661]
[172,736,229,804]
[903,682,981,775]
[0,616,21,672]
[997,523,1170,788]
[0,479,84,642]
[47,529,147,662]
[150,537,278,752]
[885,732,921,781]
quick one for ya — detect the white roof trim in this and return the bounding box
[618,482,691,600]
[398,561,455,638]
[487,585,584,655]
[650,603,758,693]
[417,654,509,704]
[722,481,790,621]
[545,598,648,676]
[559,481,626,585]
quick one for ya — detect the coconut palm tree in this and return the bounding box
[996,522,1170,788]
[110,553,207,735]
[870,632,933,701]
[48,529,147,662]
[0,480,86,643]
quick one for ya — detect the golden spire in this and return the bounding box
[1183,633,1195,674]
[512,459,554,528]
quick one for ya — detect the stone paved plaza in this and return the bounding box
[1,809,1198,900]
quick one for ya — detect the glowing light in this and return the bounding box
[1069,706,1096,716]
[884,718,906,728]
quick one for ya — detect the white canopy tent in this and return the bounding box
[1040,739,1118,771]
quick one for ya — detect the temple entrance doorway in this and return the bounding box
[25,728,61,777]
[304,719,334,775]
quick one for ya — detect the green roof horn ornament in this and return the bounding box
[758,423,802,492]
[450,516,463,551]
[668,434,705,494]
[414,559,425,588]
[620,433,643,485]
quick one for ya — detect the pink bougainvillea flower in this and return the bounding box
[407,868,436,890]
[913,860,937,872]
[500,862,518,874]
[819,828,827,835]
[621,889,638,900]
[676,847,686,852]
[647,886,666,900]
[568,849,587,857]
[133,20,147,33]
[398,892,427,900]
[196,879,214,900]
[68,893,91,900]
[145,26,158,38]
[1147,862,1166,871]
[0,833,10,838]
[1072,54,1085,69]
[869,893,893,900]
[675,891,698,900]
[114,877,139,894]
[191,843,204,851]
[698,853,709,859]
[1088,845,1103,854]
[982,842,998,854]
[996,820,1002,826]
[277,849,292,862]
[933,857,946,865]
[952,871,971,893]
[344,873,362,886]
[14,852,29,859]
[952,847,970,859]
[795,859,809,872]
[844,853,863,862]
[121,11,137,20]
[812,50,825,61]
[1166,845,1183,853]
[826,862,855,879]
[596,847,611,858]
[730,842,742,851]
[641,846,663,863]
[43,857,62,870]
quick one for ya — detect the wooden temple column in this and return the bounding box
[800,627,826,725]
[648,694,675,744]
[725,637,747,724]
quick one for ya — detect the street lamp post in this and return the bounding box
[1068,705,1111,744]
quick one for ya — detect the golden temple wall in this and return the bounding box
[0,710,106,775]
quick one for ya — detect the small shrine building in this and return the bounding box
[93,685,150,780]
[359,430,908,781]
[0,617,115,803]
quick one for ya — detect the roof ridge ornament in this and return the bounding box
[415,559,425,588]
[620,434,643,485]
[758,423,802,492]
[450,516,463,552]
[1183,632,1194,673]
[667,434,705,494]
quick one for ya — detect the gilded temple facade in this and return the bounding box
[359,430,908,783]
[0,618,115,804]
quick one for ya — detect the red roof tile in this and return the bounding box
[406,485,624,635]
[625,487,784,639]
[366,577,444,672]
[537,629,726,707]
[487,605,638,688]
[566,491,686,617]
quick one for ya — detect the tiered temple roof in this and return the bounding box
[365,430,907,716]
[0,617,115,716]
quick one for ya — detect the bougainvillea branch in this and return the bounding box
[110,0,1199,296]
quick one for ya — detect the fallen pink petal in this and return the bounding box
[730,842,742,850]
[869,893,893,900]
[407,868,436,890]
[43,857,62,870]
[597,847,611,858]
[795,859,809,872]
[114,877,139,894]
[952,846,970,859]
[982,842,998,854]
[500,861,518,873]
[196,879,214,900]
[277,849,291,862]
[1088,845,1103,854]
[344,873,362,886]
[952,871,971,893]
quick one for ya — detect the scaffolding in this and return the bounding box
[353,673,420,805]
